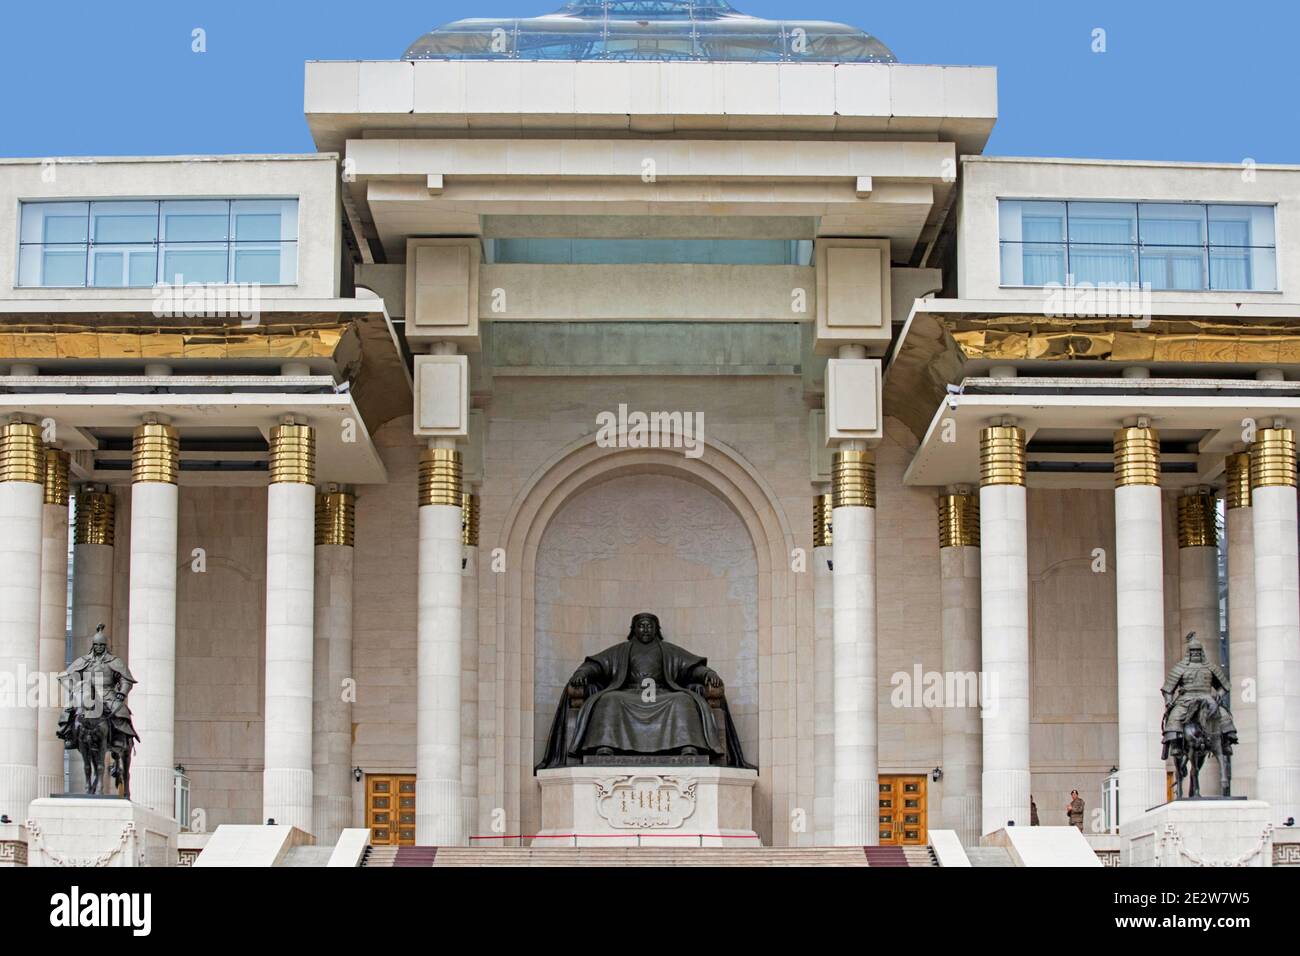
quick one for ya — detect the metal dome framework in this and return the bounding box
[402,0,897,63]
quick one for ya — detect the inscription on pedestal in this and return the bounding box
[594,775,698,830]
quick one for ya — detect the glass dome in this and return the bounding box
[403,1,897,63]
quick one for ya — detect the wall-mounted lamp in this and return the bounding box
[1108,766,1118,776]
[353,766,364,782]
[931,767,943,783]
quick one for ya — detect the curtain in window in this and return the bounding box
[1021,247,1065,285]
[1210,253,1249,289]
[1139,218,1202,246]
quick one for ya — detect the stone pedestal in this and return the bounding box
[534,767,759,847]
[25,797,178,867]
[1121,799,1274,867]
[0,821,27,866]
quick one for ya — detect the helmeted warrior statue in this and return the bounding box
[1161,631,1235,798]
[57,623,139,797]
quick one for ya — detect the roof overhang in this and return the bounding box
[903,376,1300,490]
[886,297,1300,442]
[0,297,412,435]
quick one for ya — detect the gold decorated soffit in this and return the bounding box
[885,298,1300,443]
[0,298,412,435]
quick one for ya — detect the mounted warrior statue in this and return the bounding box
[56,624,139,798]
[1161,631,1237,799]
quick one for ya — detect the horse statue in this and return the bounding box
[56,624,139,798]
[1161,632,1236,800]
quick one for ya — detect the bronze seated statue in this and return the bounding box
[535,612,754,771]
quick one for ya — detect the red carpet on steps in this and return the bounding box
[862,845,909,867]
[393,846,439,867]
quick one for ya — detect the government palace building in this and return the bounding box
[0,1,1297,869]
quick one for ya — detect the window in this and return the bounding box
[17,198,299,288]
[999,200,1276,291]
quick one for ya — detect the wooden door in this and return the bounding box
[366,774,417,846]
[878,775,928,845]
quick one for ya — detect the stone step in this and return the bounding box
[902,845,939,867]
[426,847,871,867]
[863,845,909,867]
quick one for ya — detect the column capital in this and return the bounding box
[831,449,875,509]
[1113,426,1160,487]
[419,447,463,507]
[461,491,480,547]
[131,422,179,484]
[0,421,43,484]
[813,493,833,547]
[1251,427,1296,489]
[979,425,1025,488]
[938,492,980,548]
[1177,491,1218,548]
[42,446,70,506]
[74,488,116,546]
[315,490,355,547]
[269,423,316,485]
[1224,452,1252,509]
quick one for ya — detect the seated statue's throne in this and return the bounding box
[557,681,731,767]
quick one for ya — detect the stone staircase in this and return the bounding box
[281,845,335,867]
[360,845,947,867]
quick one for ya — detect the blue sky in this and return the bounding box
[0,0,1294,163]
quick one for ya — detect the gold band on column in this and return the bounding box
[462,492,480,547]
[1250,427,1296,489]
[419,448,463,507]
[131,423,179,484]
[1113,426,1160,487]
[812,493,833,547]
[0,422,43,484]
[1177,492,1218,548]
[1224,452,1252,509]
[938,493,980,548]
[979,426,1026,487]
[315,491,355,547]
[269,423,316,485]
[831,450,875,509]
[42,446,70,505]
[74,489,116,546]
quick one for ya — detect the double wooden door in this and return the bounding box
[878,774,928,845]
[366,774,416,846]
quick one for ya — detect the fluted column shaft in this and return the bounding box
[37,448,70,798]
[417,446,465,846]
[939,492,982,845]
[312,490,353,843]
[831,449,877,846]
[262,424,316,833]
[129,422,180,816]
[1251,428,1300,823]
[1224,454,1256,797]
[0,422,45,821]
[1113,426,1166,824]
[812,492,834,846]
[979,426,1030,835]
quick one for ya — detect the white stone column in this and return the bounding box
[417,444,465,846]
[1224,453,1256,797]
[128,422,180,817]
[1113,426,1167,824]
[37,447,70,798]
[460,491,479,842]
[1177,489,1222,794]
[262,423,316,833]
[939,490,982,845]
[312,489,353,843]
[979,425,1030,834]
[0,422,45,821]
[812,492,834,846]
[831,448,877,846]
[1251,427,1300,824]
[68,487,116,794]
